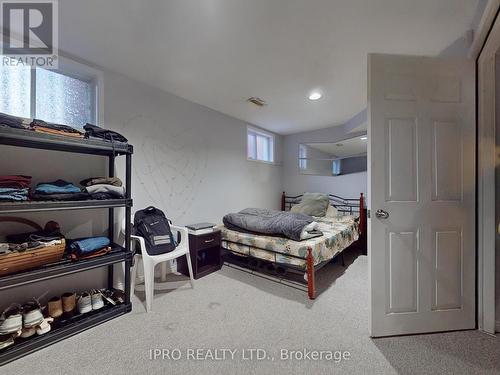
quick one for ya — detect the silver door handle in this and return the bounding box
[204,239,215,243]
[375,209,389,219]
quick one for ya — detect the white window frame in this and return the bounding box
[247,126,275,164]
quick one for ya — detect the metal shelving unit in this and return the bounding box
[0,127,133,366]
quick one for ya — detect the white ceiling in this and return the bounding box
[58,0,480,135]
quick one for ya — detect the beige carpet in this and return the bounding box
[2,249,500,375]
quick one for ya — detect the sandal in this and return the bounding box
[36,317,53,335]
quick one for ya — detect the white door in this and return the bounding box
[368,54,475,337]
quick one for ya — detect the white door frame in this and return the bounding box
[474,0,500,334]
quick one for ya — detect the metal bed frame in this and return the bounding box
[222,191,367,300]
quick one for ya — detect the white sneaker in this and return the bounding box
[91,291,104,310]
[0,305,23,334]
[23,300,44,328]
[77,293,92,314]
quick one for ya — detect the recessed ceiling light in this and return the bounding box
[360,136,368,140]
[308,92,322,101]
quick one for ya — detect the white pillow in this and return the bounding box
[325,204,339,218]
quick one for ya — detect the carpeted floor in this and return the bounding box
[2,249,500,375]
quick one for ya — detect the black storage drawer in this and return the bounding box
[193,231,221,251]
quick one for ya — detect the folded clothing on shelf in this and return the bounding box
[84,123,128,143]
[31,119,84,138]
[84,184,125,198]
[0,175,31,201]
[0,187,29,201]
[31,192,90,201]
[80,176,122,187]
[0,112,32,130]
[67,236,111,256]
[0,175,31,189]
[34,179,81,195]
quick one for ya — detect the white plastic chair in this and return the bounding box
[130,224,194,312]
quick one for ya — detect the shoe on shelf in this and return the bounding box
[36,317,53,336]
[20,326,36,338]
[0,304,23,334]
[91,291,104,310]
[22,299,44,328]
[47,296,63,319]
[61,292,76,314]
[77,293,92,314]
[112,289,125,305]
[0,333,15,350]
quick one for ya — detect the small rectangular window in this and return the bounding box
[36,68,94,129]
[0,64,97,128]
[298,144,308,169]
[247,127,274,163]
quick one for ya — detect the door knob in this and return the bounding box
[375,209,389,219]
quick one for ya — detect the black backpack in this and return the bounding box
[133,206,176,255]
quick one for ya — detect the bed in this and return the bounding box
[220,192,367,300]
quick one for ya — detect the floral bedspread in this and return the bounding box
[219,215,359,269]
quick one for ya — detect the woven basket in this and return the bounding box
[0,217,66,277]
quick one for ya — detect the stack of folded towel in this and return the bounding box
[80,177,125,199]
[67,236,111,260]
[0,175,31,201]
[32,180,89,201]
[31,119,84,138]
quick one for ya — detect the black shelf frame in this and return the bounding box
[0,126,133,155]
[0,127,133,366]
[0,199,133,214]
[0,244,131,291]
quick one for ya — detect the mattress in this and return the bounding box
[220,215,359,269]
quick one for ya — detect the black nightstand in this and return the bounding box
[177,230,222,279]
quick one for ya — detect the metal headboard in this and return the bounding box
[282,193,362,216]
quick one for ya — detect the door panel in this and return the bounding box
[432,121,463,201]
[386,118,418,202]
[369,54,475,337]
[433,229,462,311]
[387,230,418,313]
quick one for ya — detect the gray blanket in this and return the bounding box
[223,208,314,241]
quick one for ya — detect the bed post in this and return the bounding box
[307,247,316,300]
[281,191,286,211]
[359,193,367,255]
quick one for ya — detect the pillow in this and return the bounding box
[290,192,329,217]
[325,204,339,218]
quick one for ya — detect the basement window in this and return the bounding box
[247,126,274,163]
[0,64,98,128]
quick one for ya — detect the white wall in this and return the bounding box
[105,70,283,226]
[0,68,283,307]
[282,125,367,200]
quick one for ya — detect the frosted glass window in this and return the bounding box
[299,144,307,169]
[247,128,274,163]
[0,65,31,118]
[256,134,269,161]
[247,133,256,159]
[36,68,93,129]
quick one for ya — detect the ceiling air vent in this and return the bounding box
[247,97,267,107]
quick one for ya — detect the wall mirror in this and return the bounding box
[298,135,367,176]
